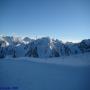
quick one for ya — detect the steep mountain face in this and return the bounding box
[78,39,90,53]
[0,36,90,58]
[0,47,5,58]
[25,37,52,58]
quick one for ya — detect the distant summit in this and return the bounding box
[23,37,32,42]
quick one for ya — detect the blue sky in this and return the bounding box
[0,0,90,42]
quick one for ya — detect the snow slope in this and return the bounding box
[0,53,90,90]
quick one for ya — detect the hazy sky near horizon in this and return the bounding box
[0,0,90,42]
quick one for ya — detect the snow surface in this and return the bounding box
[0,53,90,90]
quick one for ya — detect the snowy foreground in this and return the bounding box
[0,53,90,90]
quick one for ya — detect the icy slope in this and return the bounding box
[0,53,90,90]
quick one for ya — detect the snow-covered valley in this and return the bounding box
[0,53,90,90]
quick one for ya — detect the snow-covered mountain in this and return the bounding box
[0,36,90,58]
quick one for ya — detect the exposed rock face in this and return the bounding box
[0,36,90,58]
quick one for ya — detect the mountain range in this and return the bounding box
[0,36,90,58]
